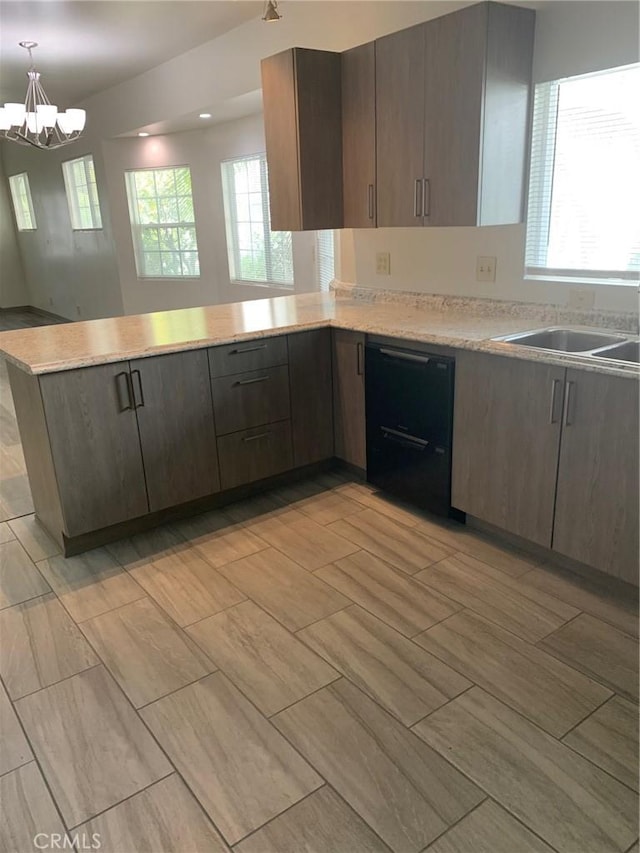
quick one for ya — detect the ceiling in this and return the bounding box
[0,1,264,107]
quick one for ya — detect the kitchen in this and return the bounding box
[0,2,638,852]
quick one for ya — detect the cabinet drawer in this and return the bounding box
[208,335,288,377]
[217,420,293,490]
[212,365,290,435]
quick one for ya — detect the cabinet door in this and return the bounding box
[289,329,334,467]
[423,3,486,226]
[452,352,564,547]
[553,370,639,584]
[375,25,426,227]
[212,365,290,436]
[131,350,220,513]
[39,363,148,536]
[342,42,376,228]
[332,329,366,470]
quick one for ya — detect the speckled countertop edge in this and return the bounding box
[0,291,637,380]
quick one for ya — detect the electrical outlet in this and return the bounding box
[568,288,595,311]
[476,256,497,282]
[376,252,391,276]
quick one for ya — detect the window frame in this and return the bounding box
[8,172,36,231]
[221,152,294,289]
[124,164,200,280]
[62,154,103,231]
[525,63,640,286]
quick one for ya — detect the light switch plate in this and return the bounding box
[476,256,496,282]
[376,252,391,275]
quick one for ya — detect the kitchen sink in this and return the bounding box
[593,340,640,364]
[494,328,628,353]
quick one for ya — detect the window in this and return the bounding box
[525,64,640,284]
[315,231,335,290]
[221,153,293,286]
[62,155,103,230]
[8,173,36,230]
[125,166,199,278]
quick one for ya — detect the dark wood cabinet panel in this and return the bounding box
[217,420,294,491]
[553,371,639,584]
[342,42,376,228]
[208,336,288,378]
[39,363,149,537]
[212,365,291,437]
[375,25,426,228]
[423,3,486,226]
[288,329,334,467]
[452,352,564,547]
[262,48,342,231]
[332,329,366,471]
[131,350,220,513]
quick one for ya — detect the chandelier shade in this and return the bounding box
[0,42,86,150]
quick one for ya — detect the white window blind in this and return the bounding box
[62,155,103,230]
[315,230,335,291]
[8,172,36,231]
[125,166,199,278]
[525,63,640,283]
[221,153,293,287]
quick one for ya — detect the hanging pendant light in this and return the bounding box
[262,1,282,22]
[0,42,86,150]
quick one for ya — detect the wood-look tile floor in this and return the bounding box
[0,317,638,853]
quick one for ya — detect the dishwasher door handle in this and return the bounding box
[379,348,430,364]
[381,426,429,450]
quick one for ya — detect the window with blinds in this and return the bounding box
[315,230,335,291]
[62,155,103,230]
[221,153,293,287]
[8,172,36,231]
[525,63,640,284]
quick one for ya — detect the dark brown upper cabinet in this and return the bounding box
[261,48,343,231]
[376,2,535,228]
[342,42,377,228]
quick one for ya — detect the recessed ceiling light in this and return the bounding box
[199,113,212,119]
[138,131,149,137]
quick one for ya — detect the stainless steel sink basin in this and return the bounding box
[593,340,640,364]
[494,328,627,353]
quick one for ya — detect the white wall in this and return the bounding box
[342,1,640,314]
[0,152,29,307]
[103,114,319,315]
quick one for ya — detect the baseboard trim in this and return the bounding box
[0,306,69,323]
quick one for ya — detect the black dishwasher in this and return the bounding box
[365,342,461,519]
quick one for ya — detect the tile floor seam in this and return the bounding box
[226,784,328,848]
[7,661,104,704]
[414,795,489,853]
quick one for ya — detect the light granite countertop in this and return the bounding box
[0,291,637,379]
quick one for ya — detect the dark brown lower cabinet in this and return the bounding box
[131,350,220,512]
[212,365,290,437]
[552,370,639,585]
[332,329,366,470]
[38,362,149,537]
[217,420,293,490]
[288,329,334,467]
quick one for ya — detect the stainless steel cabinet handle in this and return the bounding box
[423,178,431,218]
[231,344,267,355]
[379,347,430,364]
[242,431,271,443]
[356,341,364,376]
[115,371,133,412]
[131,369,145,408]
[235,376,270,386]
[549,378,562,424]
[563,380,575,426]
[414,178,423,218]
[368,184,375,220]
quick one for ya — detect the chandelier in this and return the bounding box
[0,42,86,150]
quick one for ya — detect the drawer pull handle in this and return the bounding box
[381,426,429,451]
[379,348,430,364]
[235,376,270,386]
[131,369,145,408]
[563,380,575,426]
[231,344,267,355]
[423,178,431,218]
[549,378,562,424]
[368,183,375,220]
[115,371,133,412]
[414,178,423,218]
[356,341,364,376]
[242,431,272,443]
